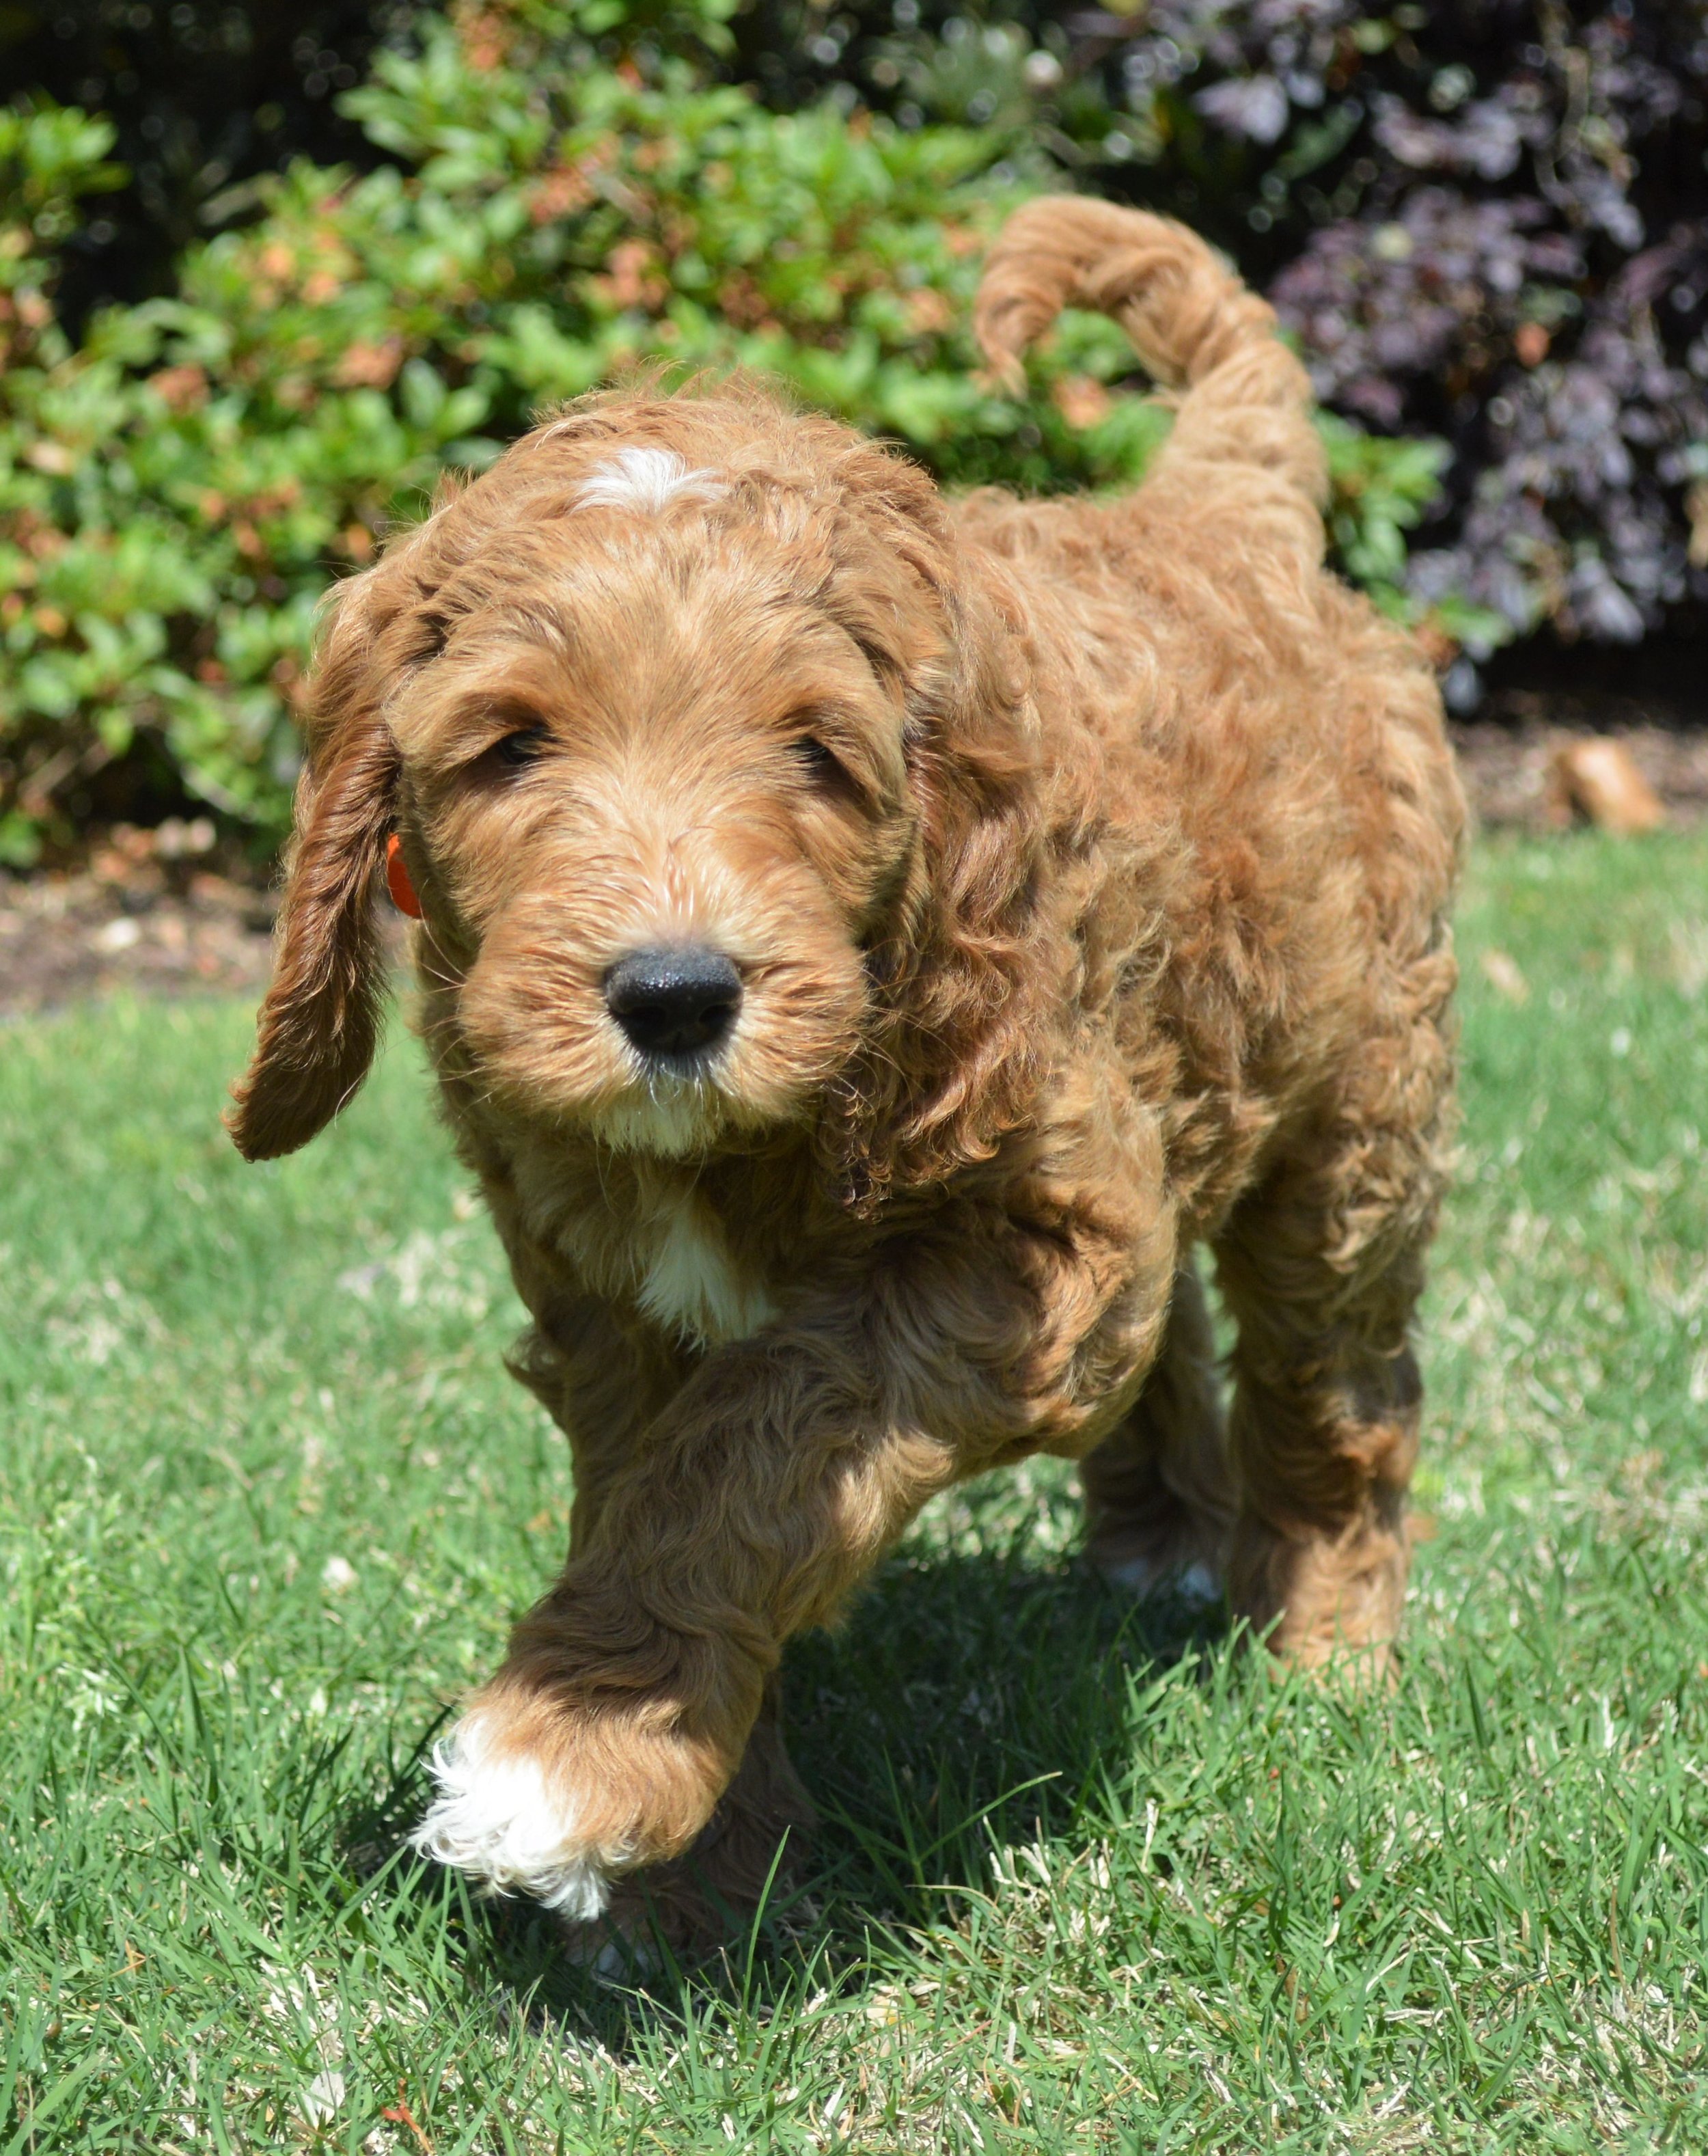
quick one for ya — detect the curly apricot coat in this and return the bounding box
[230,198,1463,1939]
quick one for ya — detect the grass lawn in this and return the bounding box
[3,828,1708,2153]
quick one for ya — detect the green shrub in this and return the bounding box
[0,0,422,322]
[0,3,1453,862]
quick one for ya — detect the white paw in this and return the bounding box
[1099,1554,1223,1609]
[592,1933,665,1986]
[411,1714,616,1922]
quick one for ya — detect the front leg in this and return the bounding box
[412,1329,965,1918]
[417,1169,1176,1915]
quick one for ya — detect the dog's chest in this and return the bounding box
[488,1128,803,1353]
[521,1160,778,1350]
[629,1184,777,1346]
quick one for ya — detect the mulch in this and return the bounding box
[4,708,1705,1018]
[0,860,281,1017]
[1455,700,1708,834]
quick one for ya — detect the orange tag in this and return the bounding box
[385,832,423,918]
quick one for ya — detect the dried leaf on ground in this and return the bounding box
[1549,737,1666,834]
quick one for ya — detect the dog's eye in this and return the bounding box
[790,735,855,795]
[488,725,549,772]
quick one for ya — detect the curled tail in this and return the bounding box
[974,195,1325,516]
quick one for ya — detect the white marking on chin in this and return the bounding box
[411,1715,614,1922]
[596,1080,725,1161]
[638,1187,777,1347]
[577,447,726,516]
[1100,1555,1223,1608]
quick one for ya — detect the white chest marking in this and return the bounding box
[637,1189,776,1347]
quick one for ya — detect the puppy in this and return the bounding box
[230,199,1463,1932]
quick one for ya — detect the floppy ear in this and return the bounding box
[227,583,399,1162]
[826,577,1060,1215]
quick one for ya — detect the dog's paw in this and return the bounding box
[411,1713,619,1922]
[1097,1553,1223,1608]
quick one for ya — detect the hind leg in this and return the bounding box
[1080,1262,1233,1600]
[1213,1101,1448,1674]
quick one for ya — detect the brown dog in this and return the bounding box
[229,199,1462,1931]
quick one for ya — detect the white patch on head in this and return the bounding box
[411,1714,614,1922]
[637,1186,777,1347]
[577,447,727,517]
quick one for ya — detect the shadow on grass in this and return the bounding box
[342,1540,1227,2047]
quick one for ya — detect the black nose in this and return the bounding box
[603,947,743,1058]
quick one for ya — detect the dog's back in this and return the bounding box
[959,199,1464,1233]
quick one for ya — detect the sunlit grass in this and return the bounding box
[3,829,1707,2151]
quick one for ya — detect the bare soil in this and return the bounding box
[0,862,281,1018]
